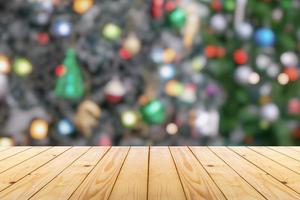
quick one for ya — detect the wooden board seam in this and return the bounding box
[207,147,268,199]
[106,146,132,200]
[168,146,188,200]
[248,147,300,176]
[0,147,52,175]
[229,147,300,196]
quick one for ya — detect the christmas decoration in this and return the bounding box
[102,23,122,41]
[73,0,94,14]
[13,58,32,76]
[29,119,49,140]
[254,28,275,47]
[140,99,165,125]
[167,7,187,29]
[0,55,11,74]
[1,0,300,146]
[121,110,139,128]
[55,48,84,99]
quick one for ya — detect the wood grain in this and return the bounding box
[30,147,110,200]
[0,146,298,200]
[190,147,265,200]
[0,147,30,161]
[0,147,89,200]
[0,147,69,192]
[0,147,50,173]
[250,146,300,175]
[148,147,186,200]
[170,147,226,200]
[230,147,300,194]
[269,147,300,162]
[210,147,300,200]
[109,147,148,200]
[69,147,130,200]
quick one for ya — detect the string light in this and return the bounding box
[0,55,10,74]
[166,123,178,135]
[159,64,176,80]
[57,119,74,135]
[248,72,260,84]
[30,119,49,140]
[52,19,72,37]
[277,73,289,85]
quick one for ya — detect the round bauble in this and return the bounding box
[234,65,252,85]
[260,103,279,122]
[140,99,165,124]
[254,28,275,47]
[102,23,122,41]
[167,7,187,29]
[235,22,253,40]
[13,57,32,76]
[210,14,227,33]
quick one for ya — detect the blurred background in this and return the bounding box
[0,0,300,146]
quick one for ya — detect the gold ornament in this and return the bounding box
[123,33,141,56]
[74,100,101,137]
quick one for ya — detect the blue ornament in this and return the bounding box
[254,28,275,47]
[57,119,75,135]
[52,19,72,37]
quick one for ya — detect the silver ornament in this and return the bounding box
[260,103,279,122]
[210,14,227,33]
[234,65,252,84]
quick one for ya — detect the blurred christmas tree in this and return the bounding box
[0,0,300,146]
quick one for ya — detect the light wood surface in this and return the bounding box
[0,146,299,199]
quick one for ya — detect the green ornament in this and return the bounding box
[55,48,84,99]
[102,23,122,41]
[224,0,235,12]
[13,57,32,76]
[140,99,165,124]
[168,7,187,29]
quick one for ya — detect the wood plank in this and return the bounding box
[0,147,50,173]
[169,147,225,200]
[0,147,89,200]
[230,147,300,194]
[148,147,186,200]
[109,147,148,200]
[0,147,10,152]
[0,147,69,191]
[30,147,110,200]
[269,147,300,162]
[210,147,300,200]
[250,146,300,175]
[0,147,30,161]
[290,147,300,152]
[190,147,265,200]
[69,147,130,200]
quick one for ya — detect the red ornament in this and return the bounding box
[211,0,222,11]
[151,0,164,19]
[204,45,217,58]
[288,98,300,115]
[233,49,248,65]
[165,1,176,12]
[55,65,66,76]
[37,32,49,45]
[284,67,299,81]
[119,48,132,60]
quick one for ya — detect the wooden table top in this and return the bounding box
[0,146,299,200]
